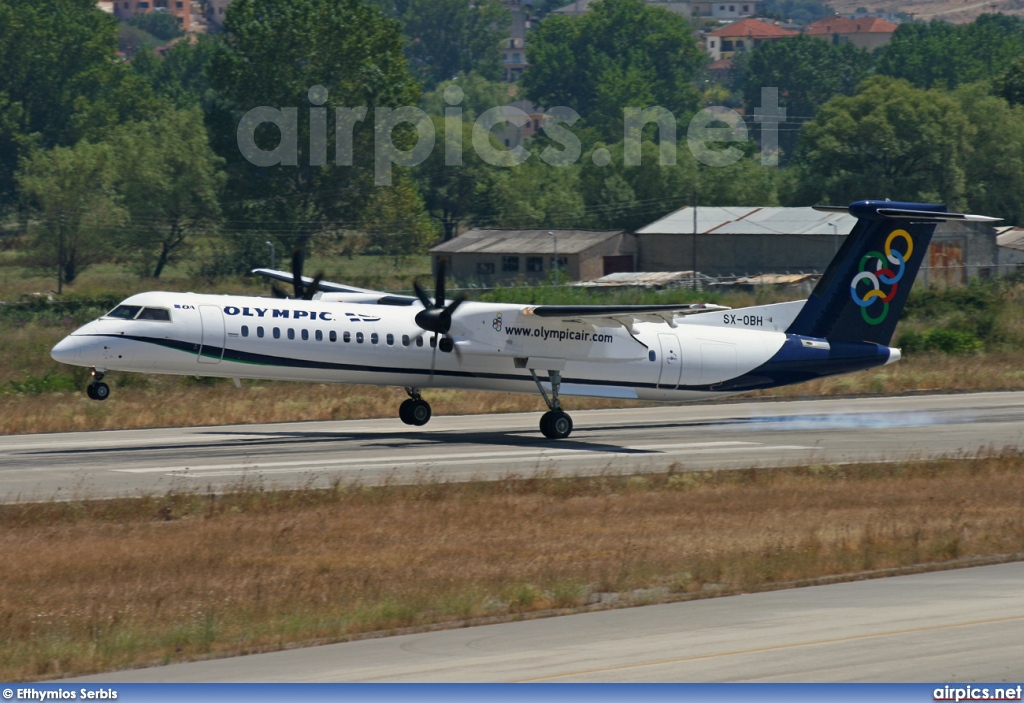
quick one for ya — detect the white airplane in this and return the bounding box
[50,200,999,439]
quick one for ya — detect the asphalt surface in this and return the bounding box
[69,561,1024,682]
[4,391,1024,501]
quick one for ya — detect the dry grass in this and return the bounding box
[1,456,1023,680]
[4,351,1024,435]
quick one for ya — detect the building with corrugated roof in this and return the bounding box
[430,229,635,285]
[635,205,998,285]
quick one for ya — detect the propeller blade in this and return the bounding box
[412,279,433,309]
[435,261,446,306]
[443,293,466,317]
[429,333,438,383]
[302,272,324,301]
[291,247,305,299]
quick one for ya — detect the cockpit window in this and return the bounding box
[106,305,142,319]
[136,307,171,321]
[104,305,171,321]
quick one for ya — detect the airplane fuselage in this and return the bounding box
[51,291,898,403]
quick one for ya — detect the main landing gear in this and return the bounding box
[530,369,573,440]
[86,369,110,401]
[399,387,431,426]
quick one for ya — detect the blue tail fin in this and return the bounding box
[787,200,999,345]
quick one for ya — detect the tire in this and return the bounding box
[90,382,110,401]
[409,399,432,426]
[86,384,97,400]
[540,410,572,439]
[399,399,416,425]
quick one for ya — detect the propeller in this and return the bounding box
[412,262,466,378]
[412,261,465,340]
[270,246,323,301]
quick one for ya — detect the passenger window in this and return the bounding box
[386,333,394,346]
[649,350,656,362]
[356,332,364,343]
[371,333,379,345]
[273,328,281,339]
[106,305,142,320]
[329,330,337,342]
[257,327,264,338]
[287,329,295,340]
[343,331,351,343]
[416,336,424,347]
[301,329,309,341]
[402,335,410,346]
[241,326,249,337]
[137,307,171,321]
[315,330,323,341]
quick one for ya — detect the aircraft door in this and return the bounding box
[198,305,225,364]
[657,333,682,388]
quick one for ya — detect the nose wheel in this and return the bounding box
[399,388,431,426]
[529,368,573,439]
[86,369,110,401]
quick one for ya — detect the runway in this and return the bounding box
[69,561,1024,682]
[3,391,1024,501]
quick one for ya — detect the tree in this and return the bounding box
[131,33,222,110]
[361,176,436,266]
[762,0,831,25]
[110,109,226,278]
[209,0,421,261]
[954,83,1024,225]
[0,0,158,206]
[477,155,585,230]
[17,141,126,286]
[785,76,972,209]
[994,54,1024,108]
[420,72,512,120]
[876,15,1024,91]
[522,0,706,142]
[125,11,184,41]
[739,34,874,161]
[398,0,510,88]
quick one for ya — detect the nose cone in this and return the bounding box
[51,336,81,365]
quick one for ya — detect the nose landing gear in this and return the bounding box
[529,368,573,439]
[86,369,110,401]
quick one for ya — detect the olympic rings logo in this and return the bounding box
[849,229,914,326]
[492,312,502,331]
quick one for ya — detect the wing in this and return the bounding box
[250,268,418,305]
[522,303,730,327]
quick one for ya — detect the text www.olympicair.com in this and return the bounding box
[503,326,614,343]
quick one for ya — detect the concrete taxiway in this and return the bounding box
[69,561,1024,682]
[3,391,1024,500]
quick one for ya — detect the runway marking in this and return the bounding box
[112,441,815,476]
[515,612,1024,682]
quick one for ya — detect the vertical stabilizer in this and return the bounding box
[786,201,998,346]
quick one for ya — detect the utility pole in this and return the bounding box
[692,185,698,292]
[57,211,65,295]
[548,230,559,288]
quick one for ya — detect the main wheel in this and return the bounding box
[540,410,572,439]
[400,398,431,426]
[88,382,110,401]
[399,399,415,425]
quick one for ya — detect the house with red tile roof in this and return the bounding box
[705,17,797,61]
[803,15,898,52]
